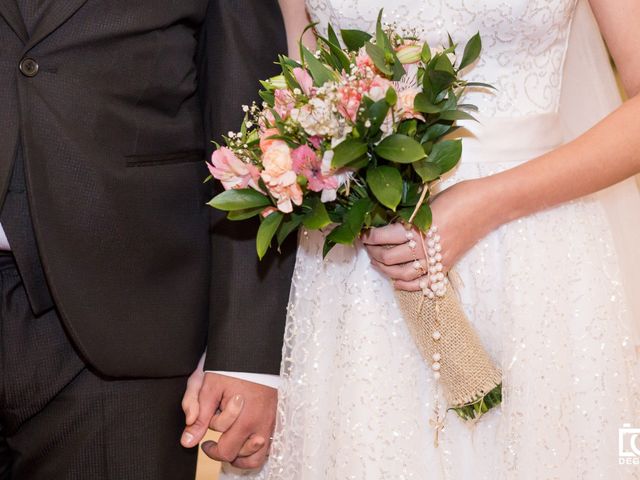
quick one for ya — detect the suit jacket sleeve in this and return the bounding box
[198,0,297,374]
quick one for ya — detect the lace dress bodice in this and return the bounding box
[306,0,578,117]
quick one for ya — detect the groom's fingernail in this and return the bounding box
[232,394,244,406]
[181,432,194,446]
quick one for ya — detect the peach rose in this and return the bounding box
[262,141,293,177]
[264,174,303,213]
[259,128,283,153]
[397,87,425,121]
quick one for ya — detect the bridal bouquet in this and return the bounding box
[207,12,501,424]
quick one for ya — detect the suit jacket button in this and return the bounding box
[19,58,39,77]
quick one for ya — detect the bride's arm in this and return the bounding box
[277,0,316,59]
[364,0,640,291]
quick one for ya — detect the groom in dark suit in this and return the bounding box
[0,0,295,478]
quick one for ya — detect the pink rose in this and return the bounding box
[259,128,282,153]
[274,89,296,119]
[208,147,260,191]
[293,67,313,96]
[291,145,339,193]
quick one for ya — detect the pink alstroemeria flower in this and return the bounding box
[274,89,296,119]
[292,144,339,193]
[258,109,276,132]
[293,67,313,96]
[208,147,260,191]
[308,135,323,149]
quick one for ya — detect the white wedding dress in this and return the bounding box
[222,1,640,478]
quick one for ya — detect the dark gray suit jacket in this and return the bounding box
[0,0,295,378]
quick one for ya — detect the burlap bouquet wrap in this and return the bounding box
[395,286,501,408]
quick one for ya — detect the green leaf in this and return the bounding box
[375,10,387,52]
[421,123,452,143]
[341,29,372,51]
[327,24,342,49]
[301,45,335,86]
[413,158,441,182]
[428,69,456,95]
[398,203,432,232]
[208,189,271,211]
[413,92,441,113]
[367,165,403,211]
[433,54,456,75]
[385,87,398,106]
[322,238,337,258]
[259,90,275,107]
[326,197,371,246]
[332,139,368,168]
[365,42,393,76]
[318,33,351,71]
[465,81,496,90]
[365,99,390,136]
[397,119,417,137]
[421,41,432,63]
[277,214,303,246]
[401,181,421,206]
[325,223,356,246]
[429,139,462,174]
[413,202,433,232]
[439,110,477,122]
[227,206,266,221]
[459,32,482,70]
[302,197,332,229]
[256,211,284,259]
[391,58,406,81]
[375,134,426,163]
[278,54,302,70]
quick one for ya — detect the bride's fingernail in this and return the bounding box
[232,394,244,407]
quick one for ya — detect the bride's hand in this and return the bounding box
[363,178,504,291]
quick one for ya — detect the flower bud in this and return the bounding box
[395,44,422,64]
[268,75,287,90]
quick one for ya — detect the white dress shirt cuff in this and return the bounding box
[207,371,281,390]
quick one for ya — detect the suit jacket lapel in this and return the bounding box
[0,0,28,43]
[27,0,88,48]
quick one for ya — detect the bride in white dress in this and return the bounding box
[215,0,640,478]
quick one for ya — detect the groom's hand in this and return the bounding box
[181,372,277,469]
